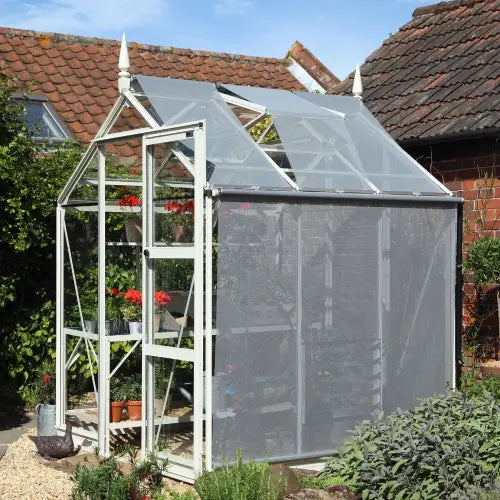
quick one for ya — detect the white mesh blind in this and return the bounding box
[214,198,456,464]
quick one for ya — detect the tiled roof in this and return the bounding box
[0,27,307,143]
[288,41,340,90]
[331,0,500,143]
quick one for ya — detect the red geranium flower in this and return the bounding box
[155,290,171,306]
[124,289,142,306]
[108,288,121,297]
[119,195,142,207]
[240,202,251,210]
[42,373,51,385]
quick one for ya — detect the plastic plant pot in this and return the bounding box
[127,401,142,421]
[110,401,125,423]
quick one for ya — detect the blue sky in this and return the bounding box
[0,0,436,80]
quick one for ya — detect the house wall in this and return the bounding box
[406,136,500,356]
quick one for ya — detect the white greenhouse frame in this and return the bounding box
[56,67,463,483]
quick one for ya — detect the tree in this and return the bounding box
[0,74,81,401]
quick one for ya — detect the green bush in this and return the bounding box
[299,475,353,490]
[461,374,500,404]
[71,451,168,499]
[321,391,499,499]
[194,451,285,500]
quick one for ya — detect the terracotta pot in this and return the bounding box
[126,218,142,244]
[154,313,161,333]
[110,401,126,423]
[127,400,142,421]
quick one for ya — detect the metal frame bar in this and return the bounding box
[216,189,462,205]
[97,146,109,455]
[204,193,213,471]
[55,206,66,427]
[192,123,206,476]
[455,202,463,388]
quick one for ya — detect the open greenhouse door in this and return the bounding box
[141,122,206,482]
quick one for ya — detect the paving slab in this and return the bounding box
[0,409,36,449]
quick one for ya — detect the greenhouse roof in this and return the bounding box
[134,75,449,196]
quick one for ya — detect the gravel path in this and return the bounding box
[0,428,197,499]
[0,428,73,500]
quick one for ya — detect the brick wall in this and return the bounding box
[406,136,500,356]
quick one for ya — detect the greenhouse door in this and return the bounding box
[141,123,206,481]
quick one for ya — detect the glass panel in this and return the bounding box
[152,259,194,345]
[345,116,445,194]
[153,356,195,464]
[135,76,293,190]
[21,100,67,140]
[294,92,446,195]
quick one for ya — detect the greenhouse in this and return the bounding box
[56,61,462,482]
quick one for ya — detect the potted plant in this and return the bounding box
[110,381,127,423]
[122,288,142,335]
[154,290,171,332]
[164,199,194,242]
[35,362,57,436]
[106,287,126,335]
[124,375,143,421]
[119,194,142,243]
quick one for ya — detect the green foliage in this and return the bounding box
[321,391,500,499]
[463,236,500,289]
[6,300,57,399]
[0,74,81,399]
[121,373,143,401]
[461,374,500,404]
[194,451,285,500]
[249,116,277,144]
[298,475,352,490]
[71,451,168,499]
[169,492,198,500]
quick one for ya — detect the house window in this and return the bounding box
[13,93,70,142]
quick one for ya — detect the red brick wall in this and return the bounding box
[406,136,500,356]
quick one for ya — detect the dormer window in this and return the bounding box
[13,93,71,142]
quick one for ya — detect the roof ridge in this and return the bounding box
[413,0,492,18]
[0,26,291,65]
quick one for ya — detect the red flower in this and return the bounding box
[155,290,171,306]
[119,195,141,207]
[42,374,51,385]
[124,289,142,306]
[164,200,194,217]
[164,201,182,213]
[240,202,251,211]
[108,288,121,297]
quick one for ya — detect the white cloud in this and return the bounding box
[214,0,252,17]
[2,0,168,35]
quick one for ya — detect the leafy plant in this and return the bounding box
[122,373,143,401]
[321,391,500,499]
[461,374,500,404]
[71,450,168,499]
[299,475,353,491]
[194,450,285,500]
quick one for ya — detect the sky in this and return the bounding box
[0,0,437,80]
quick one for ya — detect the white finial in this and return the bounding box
[118,33,130,93]
[352,63,363,100]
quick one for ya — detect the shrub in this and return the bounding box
[194,451,285,500]
[461,374,500,404]
[71,451,168,499]
[321,391,499,499]
[299,475,353,491]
